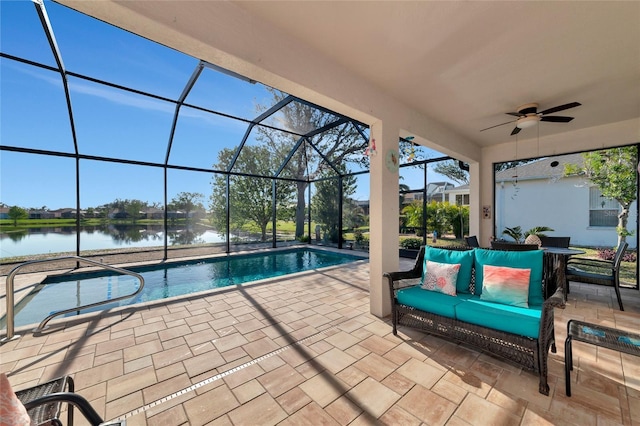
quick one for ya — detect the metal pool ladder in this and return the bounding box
[2,256,145,342]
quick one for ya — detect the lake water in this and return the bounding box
[0,224,227,259]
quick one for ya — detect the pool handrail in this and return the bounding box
[2,256,145,341]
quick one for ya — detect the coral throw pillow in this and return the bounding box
[0,373,32,426]
[421,260,460,296]
[480,265,531,308]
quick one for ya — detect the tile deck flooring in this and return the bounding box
[1,256,639,425]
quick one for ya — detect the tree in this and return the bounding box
[210,145,295,241]
[564,147,637,247]
[171,192,204,222]
[432,160,469,185]
[255,89,367,239]
[8,206,27,226]
[426,200,448,237]
[402,202,424,234]
[125,199,145,224]
[343,197,366,232]
[399,183,411,208]
[108,199,147,222]
[311,168,357,243]
[445,203,469,238]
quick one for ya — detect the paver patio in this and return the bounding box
[1,256,639,425]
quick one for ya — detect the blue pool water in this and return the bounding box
[7,248,366,328]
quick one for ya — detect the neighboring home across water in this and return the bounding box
[495,153,637,249]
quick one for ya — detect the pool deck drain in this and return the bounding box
[114,323,340,423]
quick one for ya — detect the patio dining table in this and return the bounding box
[541,246,586,300]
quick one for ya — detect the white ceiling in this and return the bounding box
[232,1,640,147]
[60,1,640,149]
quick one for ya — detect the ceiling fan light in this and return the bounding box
[516,116,539,129]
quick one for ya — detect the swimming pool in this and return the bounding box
[6,248,366,329]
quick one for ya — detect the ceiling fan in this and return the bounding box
[481,101,581,135]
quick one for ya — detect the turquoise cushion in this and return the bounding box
[422,247,474,294]
[455,296,542,339]
[396,286,473,319]
[474,248,544,306]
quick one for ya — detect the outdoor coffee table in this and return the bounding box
[565,319,640,396]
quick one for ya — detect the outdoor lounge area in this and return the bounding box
[1,256,639,425]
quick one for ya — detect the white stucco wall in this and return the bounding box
[496,175,638,248]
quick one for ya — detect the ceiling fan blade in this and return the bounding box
[510,127,521,136]
[540,116,574,123]
[506,112,524,117]
[480,120,515,132]
[539,102,581,116]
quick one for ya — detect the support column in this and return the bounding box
[369,121,399,317]
[467,161,483,244]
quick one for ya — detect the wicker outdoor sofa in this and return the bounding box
[384,245,565,395]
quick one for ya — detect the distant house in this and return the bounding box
[29,209,55,219]
[167,210,187,219]
[444,184,470,206]
[0,207,8,220]
[143,208,164,220]
[426,182,454,203]
[50,208,82,219]
[355,200,370,216]
[495,153,637,248]
[403,182,455,205]
[109,209,129,219]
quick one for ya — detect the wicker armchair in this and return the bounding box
[566,242,628,310]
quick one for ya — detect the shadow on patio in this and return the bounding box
[2,260,639,425]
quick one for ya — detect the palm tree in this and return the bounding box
[502,225,554,243]
[502,226,523,243]
[525,226,554,238]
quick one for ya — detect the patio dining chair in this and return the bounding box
[490,241,539,251]
[565,242,628,311]
[465,235,480,248]
[539,236,571,248]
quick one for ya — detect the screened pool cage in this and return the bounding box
[1,0,455,268]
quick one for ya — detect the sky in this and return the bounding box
[0,0,454,210]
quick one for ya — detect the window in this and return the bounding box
[455,194,470,206]
[589,186,619,227]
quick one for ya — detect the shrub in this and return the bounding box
[298,235,310,243]
[355,234,369,249]
[400,237,423,250]
[597,247,637,262]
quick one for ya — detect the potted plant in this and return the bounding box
[399,237,423,258]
